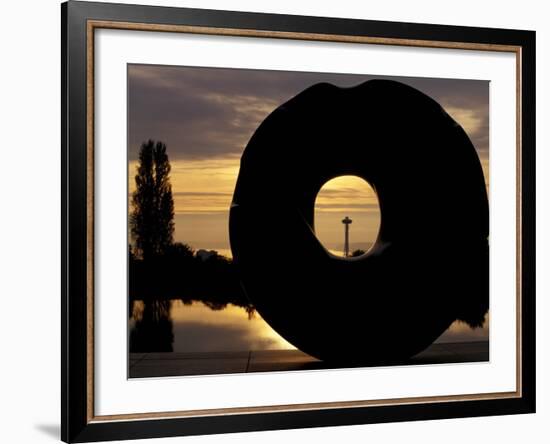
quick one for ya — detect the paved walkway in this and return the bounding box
[129,341,489,378]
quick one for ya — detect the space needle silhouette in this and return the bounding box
[342,216,352,257]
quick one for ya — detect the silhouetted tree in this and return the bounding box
[164,242,195,262]
[130,140,174,261]
[351,249,366,257]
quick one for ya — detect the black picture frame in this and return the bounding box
[61,1,536,442]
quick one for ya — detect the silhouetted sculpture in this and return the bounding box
[229,80,489,364]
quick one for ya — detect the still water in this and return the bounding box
[129,299,488,354]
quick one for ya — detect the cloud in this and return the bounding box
[128,64,489,162]
[172,191,232,197]
[444,105,489,156]
[314,187,375,197]
[315,203,380,212]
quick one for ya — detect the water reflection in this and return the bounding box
[437,315,489,343]
[127,245,487,354]
[129,300,293,353]
[129,298,487,353]
[129,300,174,352]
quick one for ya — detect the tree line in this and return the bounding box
[129,140,251,313]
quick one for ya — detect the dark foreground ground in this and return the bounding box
[129,341,489,378]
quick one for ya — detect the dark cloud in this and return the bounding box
[128,64,489,161]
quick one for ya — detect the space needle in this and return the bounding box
[342,216,352,257]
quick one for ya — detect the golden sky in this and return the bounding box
[128,65,489,257]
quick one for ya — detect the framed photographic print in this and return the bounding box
[61,1,536,442]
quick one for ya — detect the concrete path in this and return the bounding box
[129,341,489,378]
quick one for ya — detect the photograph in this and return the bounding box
[127,64,490,378]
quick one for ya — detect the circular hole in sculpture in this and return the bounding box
[314,175,381,258]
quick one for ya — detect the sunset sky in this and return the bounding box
[128,64,489,257]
